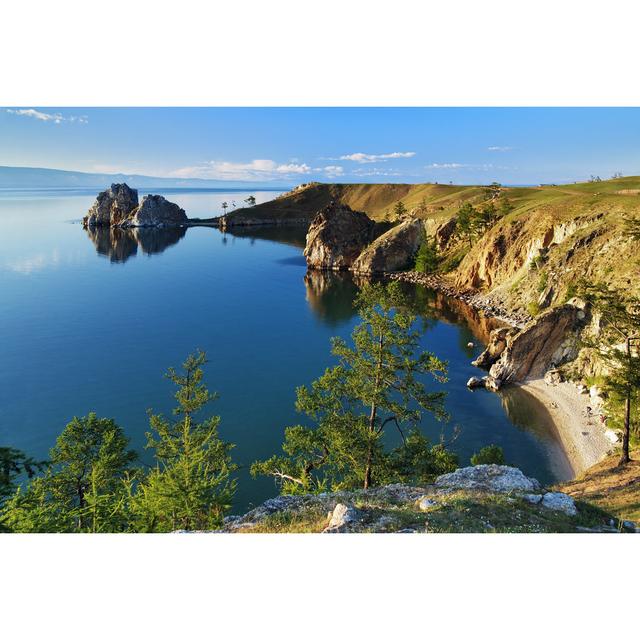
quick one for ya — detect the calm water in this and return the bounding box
[0,188,571,513]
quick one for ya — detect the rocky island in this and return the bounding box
[83,183,188,228]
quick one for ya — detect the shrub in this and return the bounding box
[470,445,506,466]
[414,237,439,274]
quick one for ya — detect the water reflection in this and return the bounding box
[84,225,187,263]
[220,225,307,249]
[304,269,360,327]
[499,386,573,481]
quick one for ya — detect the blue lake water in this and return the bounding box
[0,188,572,513]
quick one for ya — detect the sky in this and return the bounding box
[1,107,639,185]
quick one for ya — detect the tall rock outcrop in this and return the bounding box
[122,194,187,228]
[487,304,581,384]
[351,219,423,274]
[83,183,139,227]
[304,202,378,270]
[83,185,187,229]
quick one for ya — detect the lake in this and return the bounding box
[0,188,572,513]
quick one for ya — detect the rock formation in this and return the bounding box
[471,326,517,369]
[486,304,581,384]
[83,183,139,227]
[83,184,187,229]
[122,194,187,228]
[351,219,424,274]
[304,202,378,270]
[216,464,608,533]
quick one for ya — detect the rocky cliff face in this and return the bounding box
[304,202,379,270]
[83,185,187,228]
[351,219,423,274]
[485,304,583,384]
[83,183,139,227]
[122,194,187,228]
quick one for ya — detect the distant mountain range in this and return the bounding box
[0,166,290,190]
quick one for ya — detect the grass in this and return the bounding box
[233,489,617,533]
[557,446,640,522]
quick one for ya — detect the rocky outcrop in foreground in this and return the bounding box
[217,465,632,533]
[83,184,187,228]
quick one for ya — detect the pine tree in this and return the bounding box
[2,414,137,532]
[415,237,439,274]
[580,282,640,464]
[133,351,236,531]
[252,283,454,492]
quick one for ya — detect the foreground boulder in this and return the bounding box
[122,194,187,228]
[304,202,378,270]
[351,219,424,274]
[434,464,541,493]
[83,183,139,227]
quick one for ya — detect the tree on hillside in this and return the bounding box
[251,283,455,492]
[415,236,439,274]
[244,195,256,207]
[455,202,476,246]
[221,201,229,216]
[580,282,640,465]
[2,414,137,532]
[393,201,408,220]
[133,351,236,531]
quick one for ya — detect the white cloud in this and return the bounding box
[353,167,403,177]
[6,108,88,124]
[171,159,312,181]
[339,151,415,163]
[322,165,344,178]
[425,163,467,169]
[487,146,513,152]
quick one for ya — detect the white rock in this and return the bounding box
[467,342,475,348]
[604,429,621,444]
[435,465,541,493]
[418,497,437,511]
[541,492,577,516]
[322,503,360,533]
[467,376,485,389]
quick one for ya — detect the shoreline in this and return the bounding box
[516,378,614,478]
[387,271,530,328]
[386,270,616,481]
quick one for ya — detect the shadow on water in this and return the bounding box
[303,270,361,327]
[499,386,574,482]
[84,226,187,263]
[220,225,308,249]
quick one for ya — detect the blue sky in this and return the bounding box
[1,107,639,184]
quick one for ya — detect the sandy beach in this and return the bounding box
[518,378,615,477]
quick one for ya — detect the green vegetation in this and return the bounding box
[527,301,541,317]
[132,351,236,532]
[1,351,236,533]
[579,281,640,464]
[414,236,439,274]
[393,200,407,219]
[470,445,506,466]
[251,282,456,493]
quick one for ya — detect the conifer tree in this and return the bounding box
[133,351,236,531]
[252,283,454,492]
[2,414,137,532]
